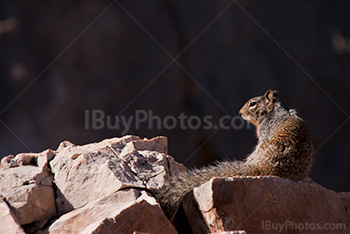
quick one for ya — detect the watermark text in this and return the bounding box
[85,110,253,134]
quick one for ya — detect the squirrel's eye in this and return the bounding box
[249,101,256,107]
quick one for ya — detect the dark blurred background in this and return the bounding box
[1,0,349,192]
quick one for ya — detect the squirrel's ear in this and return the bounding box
[264,90,279,102]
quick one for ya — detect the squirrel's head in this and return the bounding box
[239,90,279,126]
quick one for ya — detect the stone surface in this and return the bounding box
[2,135,349,234]
[50,135,185,215]
[0,196,26,234]
[211,232,246,234]
[183,177,350,234]
[44,188,177,234]
[0,150,56,225]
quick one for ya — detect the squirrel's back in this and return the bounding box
[249,116,313,180]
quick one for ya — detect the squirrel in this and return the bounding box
[156,90,314,219]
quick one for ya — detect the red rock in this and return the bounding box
[45,189,177,234]
[183,177,350,234]
[50,135,185,215]
[210,232,246,234]
[0,196,26,234]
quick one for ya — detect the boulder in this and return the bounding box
[50,135,185,215]
[182,177,350,234]
[0,150,56,225]
[0,196,26,234]
[210,232,246,234]
[44,188,177,234]
[1,135,349,234]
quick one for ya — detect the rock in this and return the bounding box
[183,177,350,234]
[45,188,177,234]
[0,150,56,225]
[211,232,246,234]
[3,135,349,234]
[50,135,185,215]
[0,196,26,234]
[0,149,55,169]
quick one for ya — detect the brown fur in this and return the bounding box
[156,90,314,219]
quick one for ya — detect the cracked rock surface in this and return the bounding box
[2,135,349,234]
[0,150,56,225]
[0,135,185,234]
[43,189,177,234]
[50,135,185,215]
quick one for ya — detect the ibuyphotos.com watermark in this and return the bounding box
[85,110,253,134]
[262,220,347,232]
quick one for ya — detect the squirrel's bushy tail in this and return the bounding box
[156,160,256,219]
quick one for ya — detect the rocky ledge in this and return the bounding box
[0,135,349,234]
